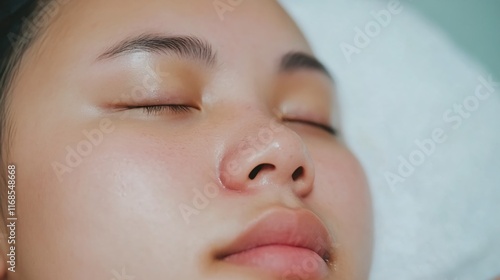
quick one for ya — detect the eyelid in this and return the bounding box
[283,117,337,136]
[124,105,337,134]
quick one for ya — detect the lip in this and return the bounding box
[216,208,334,278]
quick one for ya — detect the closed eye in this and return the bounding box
[284,118,337,136]
[125,105,337,135]
[128,105,193,115]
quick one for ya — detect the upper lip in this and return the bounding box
[216,207,334,263]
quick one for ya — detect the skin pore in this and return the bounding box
[0,0,373,279]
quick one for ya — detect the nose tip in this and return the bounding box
[219,120,315,197]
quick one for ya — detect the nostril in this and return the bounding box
[249,164,275,180]
[291,166,304,181]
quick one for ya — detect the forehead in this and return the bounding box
[28,0,311,71]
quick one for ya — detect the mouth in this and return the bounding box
[215,208,334,279]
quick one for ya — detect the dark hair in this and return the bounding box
[0,0,49,220]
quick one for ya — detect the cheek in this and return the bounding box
[309,143,373,275]
[310,143,371,222]
[57,130,205,228]
[15,129,207,275]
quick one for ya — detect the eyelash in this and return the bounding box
[132,105,337,135]
[286,119,337,136]
[137,104,193,114]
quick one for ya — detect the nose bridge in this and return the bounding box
[218,115,315,197]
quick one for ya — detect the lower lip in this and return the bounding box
[222,245,329,279]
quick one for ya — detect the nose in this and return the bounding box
[218,118,315,197]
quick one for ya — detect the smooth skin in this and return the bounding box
[0,0,372,279]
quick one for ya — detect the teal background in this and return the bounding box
[407,0,500,78]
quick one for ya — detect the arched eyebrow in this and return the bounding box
[96,34,332,80]
[280,52,333,80]
[96,34,217,67]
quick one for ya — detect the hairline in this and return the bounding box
[0,0,57,156]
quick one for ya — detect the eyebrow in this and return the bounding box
[97,34,331,79]
[280,52,333,80]
[97,34,217,66]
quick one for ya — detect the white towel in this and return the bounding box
[278,1,500,279]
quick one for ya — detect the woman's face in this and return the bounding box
[3,0,372,279]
